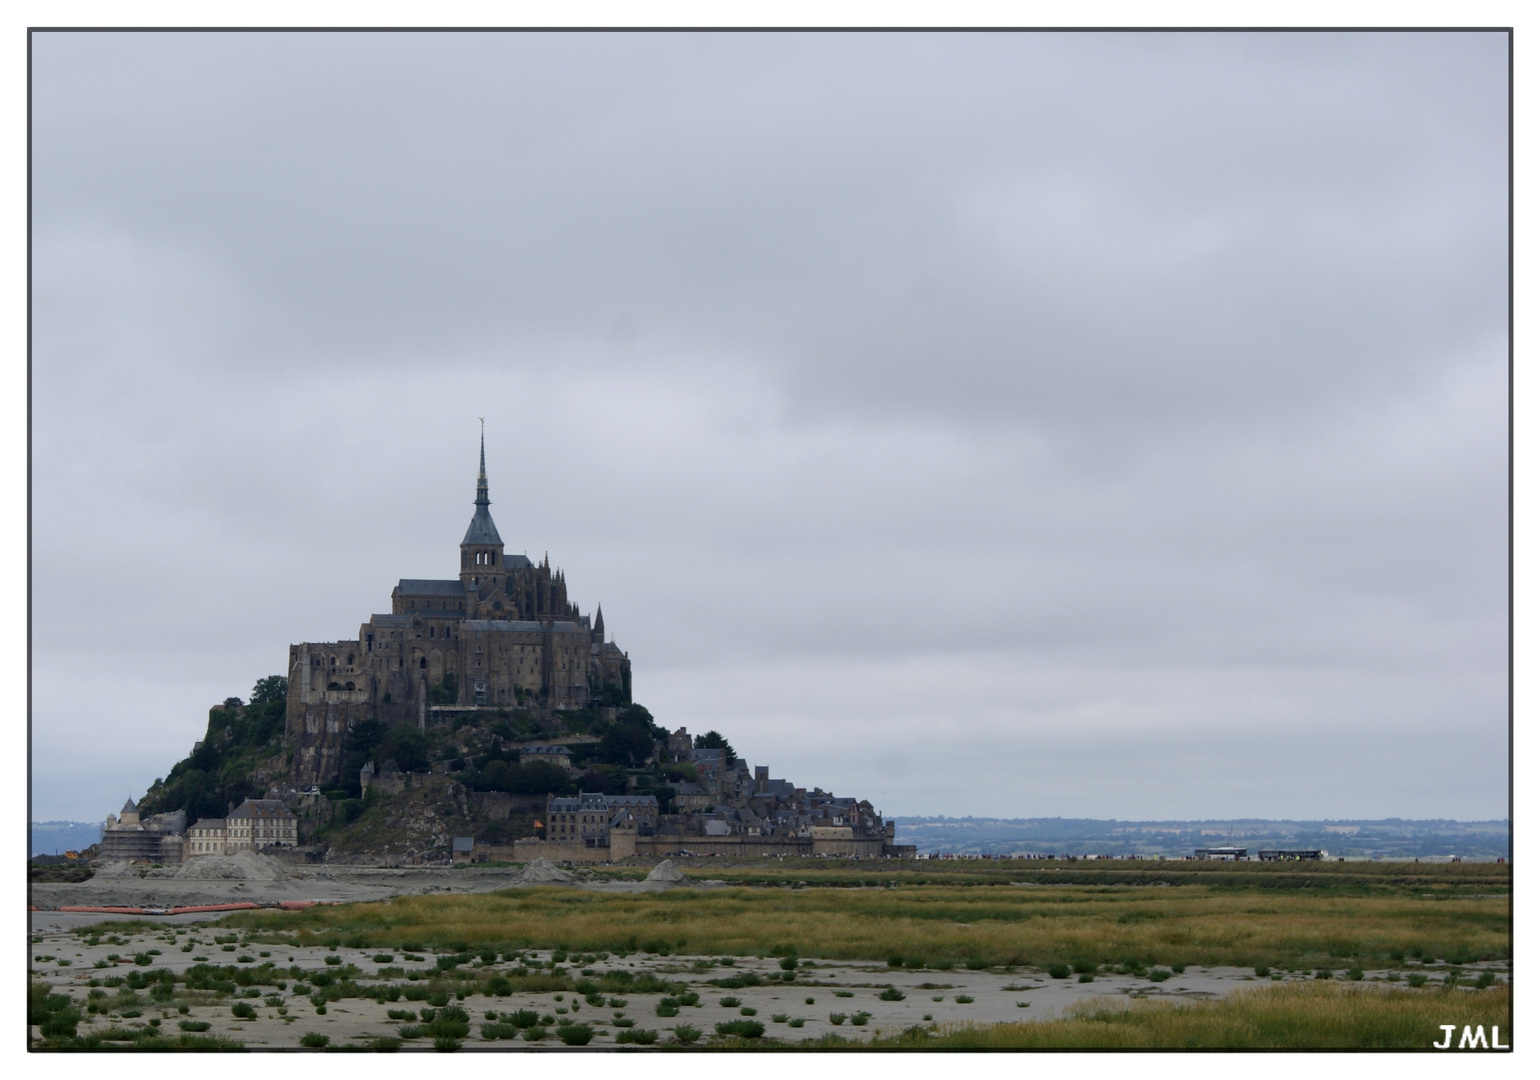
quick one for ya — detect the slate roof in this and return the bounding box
[397,579,466,596]
[228,798,295,820]
[462,503,503,546]
[463,620,589,635]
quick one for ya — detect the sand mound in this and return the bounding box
[516,857,575,883]
[644,859,686,883]
[92,860,141,879]
[174,851,290,881]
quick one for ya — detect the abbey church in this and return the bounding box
[285,436,631,786]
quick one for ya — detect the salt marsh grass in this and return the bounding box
[220,870,1508,972]
[852,983,1513,1049]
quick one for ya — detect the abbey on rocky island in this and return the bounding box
[286,434,631,787]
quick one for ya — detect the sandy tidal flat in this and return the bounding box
[30,924,1446,1049]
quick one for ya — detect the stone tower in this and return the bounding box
[460,427,509,616]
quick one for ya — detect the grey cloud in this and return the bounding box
[29,31,1507,822]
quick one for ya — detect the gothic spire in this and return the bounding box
[476,419,489,507]
[461,423,504,547]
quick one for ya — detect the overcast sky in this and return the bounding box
[30,31,1508,823]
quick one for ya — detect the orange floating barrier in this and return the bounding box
[164,903,262,914]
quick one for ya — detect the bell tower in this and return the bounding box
[460,423,508,613]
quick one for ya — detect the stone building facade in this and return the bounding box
[183,794,298,857]
[187,817,228,857]
[285,434,632,787]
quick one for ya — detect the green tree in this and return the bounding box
[576,766,625,795]
[508,760,575,795]
[382,726,430,773]
[427,673,458,705]
[249,675,288,704]
[694,730,736,766]
[598,718,655,767]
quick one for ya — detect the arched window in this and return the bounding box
[347,654,354,665]
[420,657,428,669]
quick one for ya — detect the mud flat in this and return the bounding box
[28,856,714,936]
[29,855,705,928]
[30,920,1324,1049]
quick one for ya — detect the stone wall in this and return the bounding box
[465,833,912,863]
[471,791,546,821]
[510,838,611,864]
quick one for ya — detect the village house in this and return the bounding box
[545,792,611,845]
[187,817,227,857]
[671,782,713,813]
[602,793,659,829]
[517,744,574,771]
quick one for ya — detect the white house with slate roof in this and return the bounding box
[182,791,297,858]
[517,744,574,771]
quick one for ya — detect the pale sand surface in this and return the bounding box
[28,920,1404,1049]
